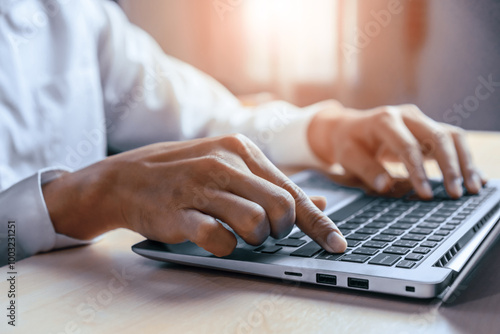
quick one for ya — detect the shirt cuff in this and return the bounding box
[40,168,98,250]
[260,101,328,168]
[0,167,93,264]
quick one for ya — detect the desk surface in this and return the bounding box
[1,131,500,334]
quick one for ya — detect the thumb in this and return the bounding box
[309,195,327,211]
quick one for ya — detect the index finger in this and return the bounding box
[237,137,347,253]
[373,109,434,199]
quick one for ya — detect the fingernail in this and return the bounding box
[449,178,463,198]
[327,231,347,253]
[374,174,390,193]
[421,181,433,199]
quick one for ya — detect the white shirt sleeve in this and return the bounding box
[97,1,325,167]
[0,168,92,267]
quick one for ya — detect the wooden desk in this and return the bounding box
[1,131,500,334]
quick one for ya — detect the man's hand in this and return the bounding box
[308,101,487,199]
[43,134,347,256]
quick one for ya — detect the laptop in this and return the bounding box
[132,170,500,301]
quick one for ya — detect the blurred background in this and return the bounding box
[118,0,500,131]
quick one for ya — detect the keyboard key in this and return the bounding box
[391,223,413,230]
[363,210,381,216]
[413,247,431,254]
[384,246,410,255]
[357,213,375,219]
[398,218,420,224]
[345,218,366,225]
[256,245,282,254]
[425,217,446,223]
[369,254,401,266]
[401,234,425,241]
[365,222,388,229]
[437,211,456,217]
[372,219,396,225]
[427,235,444,242]
[441,225,456,231]
[409,228,433,235]
[405,253,424,261]
[339,229,352,236]
[433,211,452,216]
[352,247,379,256]
[447,220,462,226]
[392,240,418,248]
[288,231,305,239]
[347,239,361,247]
[381,228,405,236]
[346,234,370,241]
[420,241,437,248]
[405,212,427,218]
[316,251,344,261]
[371,205,390,211]
[435,230,450,236]
[373,234,397,242]
[337,223,360,230]
[340,254,370,263]
[276,239,306,247]
[381,211,402,218]
[396,260,416,269]
[418,222,440,229]
[290,242,323,257]
[356,228,379,235]
[363,241,388,249]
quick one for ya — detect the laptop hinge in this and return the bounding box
[444,203,500,272]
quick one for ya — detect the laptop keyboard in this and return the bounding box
[253,184,496,269]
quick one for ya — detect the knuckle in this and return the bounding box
[280,178,302,200]
[200,154,227,170]
[432,128,452,147]
[273,191,295,217]
[448,125,466,139]
[222,133,250,149]
[402,140,419,156]
[403,103,423,116]
[220,133,255,159]
[248,204,267,226]
[268,191,296,234]
[443,166,461,180]
[374,107,399,126]
[242,204,269,245]
[193,221,218,246]
[305,214,329,240]
[462,166,476,176]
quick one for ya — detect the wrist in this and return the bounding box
[42,162,120,240]
[307,103,345,165]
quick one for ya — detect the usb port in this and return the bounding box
[348,277,369,289]
[316,274,337,286]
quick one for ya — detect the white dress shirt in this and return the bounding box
[0,0,325,266]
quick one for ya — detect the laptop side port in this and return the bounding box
[348,277,369,289]
[316,273,337,285]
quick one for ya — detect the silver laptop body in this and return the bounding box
[132,170,500,300]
